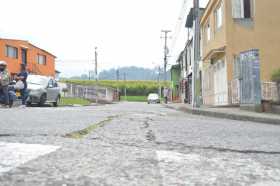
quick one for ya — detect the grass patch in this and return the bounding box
[64,116,116,139]
[121,96,147,102]
[60,97,91,106]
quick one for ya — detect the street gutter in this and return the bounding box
[164,104,280,125]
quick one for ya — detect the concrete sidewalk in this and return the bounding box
[165,103,280,125]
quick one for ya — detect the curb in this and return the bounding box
[164,104,280,125]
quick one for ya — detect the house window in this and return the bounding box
[232,0,253,19]
[243,0,251,18]
[37,54,46,65]
[206,22,211,41]
[215,2,223,29]
[5,45,18,59]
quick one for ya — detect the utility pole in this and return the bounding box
[94,47,99,104]
[123,72,127,101]
[123,72,126,81]
[116,69,120,81]
[161,30,171,81]
[157,66,161,83]
[157,66,162,98]
[94,47,98,81]
[192,0,201,108]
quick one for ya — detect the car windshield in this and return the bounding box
[148,94,159,99]
[27,76,49,86]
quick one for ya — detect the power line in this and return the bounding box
[55,60,93,63]
[170,0,191,56]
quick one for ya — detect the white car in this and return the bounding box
[27,75,61,107]
[147,93,160,104]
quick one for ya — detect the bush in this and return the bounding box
[272,69,280,82]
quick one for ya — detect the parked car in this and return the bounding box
[26,75,61,107]
[147,93,160,104]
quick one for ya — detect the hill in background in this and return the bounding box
[99,66,171,81]
[67,66,171,81]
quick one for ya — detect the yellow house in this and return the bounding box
[201,0,280,107]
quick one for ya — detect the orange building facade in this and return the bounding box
[0,38,56,77]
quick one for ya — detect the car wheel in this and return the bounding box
[39,94,47,107]
[53,96,60,107]
[26,101,32,107]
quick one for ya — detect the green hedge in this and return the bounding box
[272,69,280,82]
[62,80,170,96]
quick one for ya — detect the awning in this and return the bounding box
[202,46,226,61]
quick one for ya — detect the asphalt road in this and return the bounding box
[1,102,280,186]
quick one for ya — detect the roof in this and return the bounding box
[0,38,56,58]
[185,8,205,28]
[202,46,226,61]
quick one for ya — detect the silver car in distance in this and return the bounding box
[147,93,160,104]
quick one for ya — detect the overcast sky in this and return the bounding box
[0,0,208,77]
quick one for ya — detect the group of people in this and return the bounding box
[0,61,28,107]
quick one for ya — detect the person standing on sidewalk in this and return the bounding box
[15,64,28,105]
[0,61,10,107]
[163,87,169,104]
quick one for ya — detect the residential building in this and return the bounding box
[0,38,56,78]
[176,8,204,104]
[201,0,280,109]
[170,64,181,102]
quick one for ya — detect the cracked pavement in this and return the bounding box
[1,102,280,185]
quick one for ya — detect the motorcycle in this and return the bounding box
[0,83,17,108]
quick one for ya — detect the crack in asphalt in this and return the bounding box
[63,115,119,139]
[0,133,52,138]
[146,130,156,142]
[82,113,280,156]
[155,141,280,155]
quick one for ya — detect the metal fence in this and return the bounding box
[262,82,279,102]
[64,83,119,103]
[229,81,279,104]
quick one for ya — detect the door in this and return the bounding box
[21,48,27,65]
[239,49,261,105]
[213,60,228,105]
[47,79,58,101]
